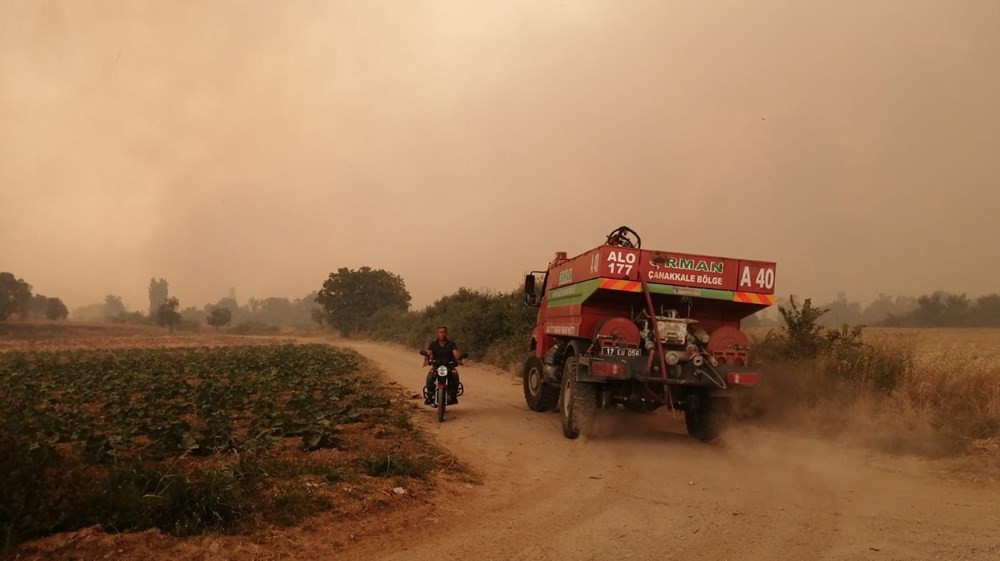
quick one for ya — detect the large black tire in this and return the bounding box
[523,356,559,412]
[560,356,597,439]
[685,397,731,442]
[436,387,446,423]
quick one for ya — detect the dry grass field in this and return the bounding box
[0,320,300,351]
[745,325,1000,467]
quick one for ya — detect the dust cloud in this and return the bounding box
[2,1,999,311]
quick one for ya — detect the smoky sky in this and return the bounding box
[2,0,999,312]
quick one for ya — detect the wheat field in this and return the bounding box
[746,325,1000,461]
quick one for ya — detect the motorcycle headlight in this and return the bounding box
[437,365,449,376]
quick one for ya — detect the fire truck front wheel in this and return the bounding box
[560,356,597,439]
[524,356,559,412]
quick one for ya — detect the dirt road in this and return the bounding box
[337,340,998,561]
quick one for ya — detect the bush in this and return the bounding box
[768,295,831,358]
[79,459,254,536]
[479,333,534,371]
[0,426,86,547]
[754,297,897,407]
[0,430,265,545]
[362,286,534,369]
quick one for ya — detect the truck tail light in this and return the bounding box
[726,372,760,386]
[590,361,628,377]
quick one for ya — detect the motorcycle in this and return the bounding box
[419,350,468,422]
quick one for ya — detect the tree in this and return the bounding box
[943,293,971,326]
[45,297,69,320]
[29,294,49,317]
[71,302,106,322]
[256,297,292,324]
[975,294,1000,327]
[148,278,169,317]
[214,296,239,313]
[821,291,863,326]
[316,267,411,336]
[104,294,127,319]
[206,307,232,331]
[156,296,181,333]
[179,306,202,327]
[912,292,946,326]
[311,308,327,326]
[205,296,241,325]
[0,272,33,320]
[862,293,897,325]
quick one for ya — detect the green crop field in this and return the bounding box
[0,343,446,548]
[3,344,369,458]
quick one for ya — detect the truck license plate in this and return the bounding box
[601,347,640,357]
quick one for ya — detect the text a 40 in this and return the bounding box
[740,266,775,290]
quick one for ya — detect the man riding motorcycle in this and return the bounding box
[423,326,463,406]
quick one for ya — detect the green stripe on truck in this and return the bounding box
[546,279,600,308]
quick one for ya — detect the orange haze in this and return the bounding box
[2,1,999,311]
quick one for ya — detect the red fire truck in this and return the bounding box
[522,227,776,441]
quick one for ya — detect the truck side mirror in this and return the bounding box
[524,274,539,306]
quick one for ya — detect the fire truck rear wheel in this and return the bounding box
[561,356,597,439]
[524,356,559,412]
[685,396,731,442]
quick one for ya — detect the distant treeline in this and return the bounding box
[0,272,69,321]
[11,265,999,335]
[69,279,319,331]
[71,294,319,330]
[749,291,1000,328]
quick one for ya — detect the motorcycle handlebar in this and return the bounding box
[419,349,469,366]
[426,360,460,367]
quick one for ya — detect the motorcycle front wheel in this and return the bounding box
[436,386,446,423]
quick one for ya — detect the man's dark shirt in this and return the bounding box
[427,339,459,364]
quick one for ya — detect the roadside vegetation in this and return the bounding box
[313,268,534,369]
[747,297,999,458]
[362,287,535,370]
